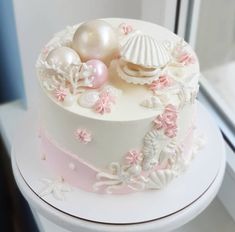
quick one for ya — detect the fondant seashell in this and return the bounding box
[121,34,171,68]
[146,169,176,189]
[140,96,162,109]
[78,91,99,108]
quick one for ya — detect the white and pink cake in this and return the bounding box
[36,18,202,195]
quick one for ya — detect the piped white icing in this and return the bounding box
[39,177,72,200]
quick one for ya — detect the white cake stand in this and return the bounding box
[11,102,226,232]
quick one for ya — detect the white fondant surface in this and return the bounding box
[13,102,225,224]
[38,18,199,121]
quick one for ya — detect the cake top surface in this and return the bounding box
[37,18,199,121]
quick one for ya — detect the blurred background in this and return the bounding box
[0,0,235,231]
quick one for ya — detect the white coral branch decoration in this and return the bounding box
[37,60,96,95]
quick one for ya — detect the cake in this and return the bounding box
[36,18,202,195]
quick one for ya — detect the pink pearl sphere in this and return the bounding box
[86,59,108,88]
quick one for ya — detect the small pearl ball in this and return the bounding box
[63,95,75,107]
[86,59,108,88]
[72,20,119,65]
[128,165,142,176]
[46,46,81,68]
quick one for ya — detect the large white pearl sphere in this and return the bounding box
[46,46,81,67]
[72,20,119,65]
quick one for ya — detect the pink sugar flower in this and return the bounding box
[165,104,177,113]
[119,23,133,35]
[164,124,177,138]
[153,104,178,138]
[94,99,111,114]
[74,129,92,144]
[149,75,172,91]
[154,115,166,130]
[54,88,67,102]
[164,104,177,123]
[125,150,143,165]
[99,90,116,104]
[94,90,116,115]
[178,51,196,65]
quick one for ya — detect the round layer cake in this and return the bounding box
[36,18,201,194]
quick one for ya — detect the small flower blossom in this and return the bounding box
[164,124,177,138]
[149,75,172,91]
[94,90,116,114]
[178,52,196,65]
[54,88,67,101]
[119,23,133,35]
[173,43,196,66]
[125,150,143,165]
[153,104,178,138]
[74,129,92,144]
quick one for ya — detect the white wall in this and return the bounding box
[195,0,235,71]
[13,0,176,107]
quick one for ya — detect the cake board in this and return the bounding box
[11,101,226,229]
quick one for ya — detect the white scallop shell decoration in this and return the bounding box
[121,33,171,68]
[146,169,176,189]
